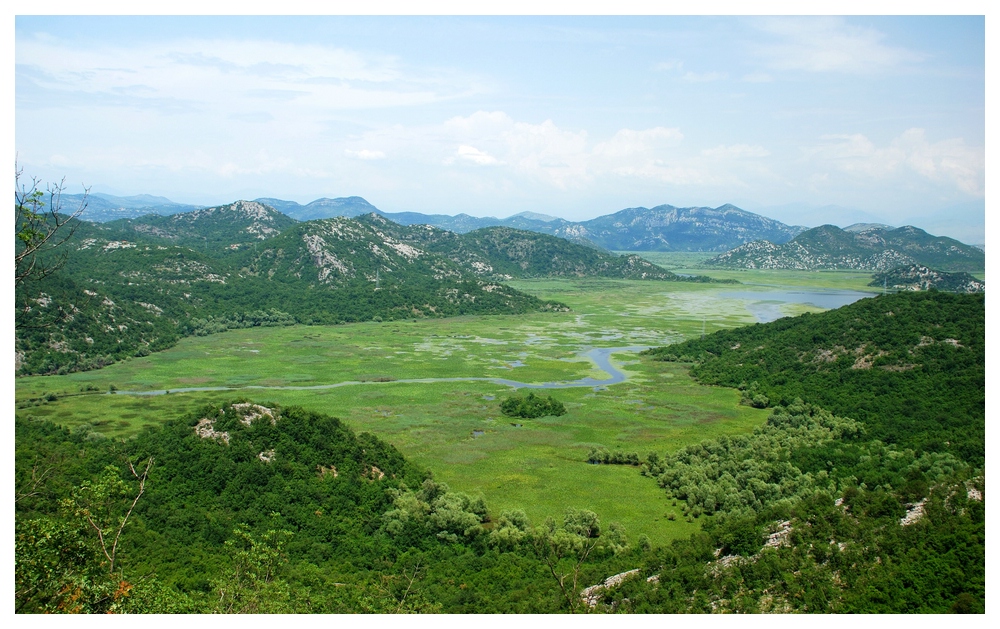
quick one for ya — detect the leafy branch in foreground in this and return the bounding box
[68,456,153,575]
[14,164,88,289]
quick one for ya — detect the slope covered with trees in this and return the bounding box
[643,291,984,463]
[869,264,985,293]
[705,224,984,272]
[15,402,641,613]
[16,396,984,614]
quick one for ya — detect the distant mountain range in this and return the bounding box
[705,224,985,273]
[66,192,982,258]
[373,202,806,252]
[59,192,205,221]
[70,193,813,253]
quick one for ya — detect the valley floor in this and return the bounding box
[15,273,881,547]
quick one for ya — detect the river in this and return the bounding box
[109,345,649,396]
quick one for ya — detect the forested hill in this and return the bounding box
[20,400,679,613]
[644,291,985,464]
[705,224,984,272]
[101,200,298,249]
[16,210,570,375]
[87,206,696,283]
[347,215,723,282]
[870,264,984,293]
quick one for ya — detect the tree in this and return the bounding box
[530,508,628,612]
[15,454,181,613]
[67,457,153,575]
[14,163,88,289]
[212,521,294,613]
[14,164,91,340]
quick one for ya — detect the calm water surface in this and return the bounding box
[720,289,874,323]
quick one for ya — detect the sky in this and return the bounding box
[14,14,987,242]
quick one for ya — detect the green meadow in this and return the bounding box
[15,273,881,546]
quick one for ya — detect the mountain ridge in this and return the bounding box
[705,224,984,273]
[72,193,817,252]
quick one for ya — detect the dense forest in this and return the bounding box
[644,291,985,464]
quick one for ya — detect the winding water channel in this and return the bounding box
[110,346,650,397]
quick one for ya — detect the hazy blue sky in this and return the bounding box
[15,15,986,241]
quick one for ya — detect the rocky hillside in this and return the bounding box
[342,217,720,282]
[870,264,985,293]
[705,224,984,273]
[553,204,805,252]
[101,200,298,248]
[384,203,805,252]
[254,196,380,221]
[456,226,681,280]
[72,192,814,252]
[15,210,579,375]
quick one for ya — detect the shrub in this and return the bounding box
[499,392,566,419]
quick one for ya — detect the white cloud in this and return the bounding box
[807,128,983,196]
[347,113,712,189]
[702,144,770,159]
[454,145,499,165]
[593,127,683,159]
[345,149,386,160]
[752,17,926,75]
[16,36,477,118]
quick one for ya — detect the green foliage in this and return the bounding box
[185,308,296,336]
[489,508,629,611]
[451,226,702,281]
[587,449,640,466]
[381,479,489,543]
[643,399,965,523]
[644,291,985,464]
[617,477,984,613]
[706,224,984,272]
[212,522,294,613]
[500,392,566,419]
[14,213,571,375]
[870,264,984,293]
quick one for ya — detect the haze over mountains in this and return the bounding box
[65,193,809,252]
[62,191,985,254]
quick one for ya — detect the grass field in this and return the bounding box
[15,272,881,546]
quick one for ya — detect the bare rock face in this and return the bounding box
[900,499,927,526]
[580,568,641,607]
[194,417,229,445]
[231,403,278,426]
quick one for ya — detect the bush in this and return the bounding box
[499,392,566,419]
